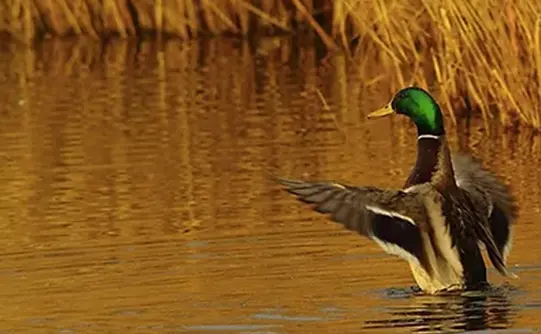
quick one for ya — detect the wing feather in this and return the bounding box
[452,154,518,263]
[276,177,429,268]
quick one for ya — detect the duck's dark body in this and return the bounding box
[403,135,516,290]
[276,138,516,293]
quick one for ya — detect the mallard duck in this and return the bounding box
[276,87,518,294]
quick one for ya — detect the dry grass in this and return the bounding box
[334,0,541,128]
[2,0,541,127]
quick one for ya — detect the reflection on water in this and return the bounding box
[366,286,514,333]
[0,37,541,332]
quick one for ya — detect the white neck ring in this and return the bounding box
[417,134,440,140]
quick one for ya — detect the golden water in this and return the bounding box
[0,38,540,333]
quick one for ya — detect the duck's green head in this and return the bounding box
[368,87,445,136]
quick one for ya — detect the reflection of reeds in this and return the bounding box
[1,37,539,243]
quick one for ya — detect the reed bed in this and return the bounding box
[2,0,541,128]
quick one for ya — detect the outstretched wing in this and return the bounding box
[275,177,430,269]
[452,154,518,263]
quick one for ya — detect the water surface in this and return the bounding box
[0,38,540,333]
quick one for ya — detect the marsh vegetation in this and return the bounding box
[2,0,540,127]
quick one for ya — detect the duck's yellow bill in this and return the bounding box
[367,104,394,119]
